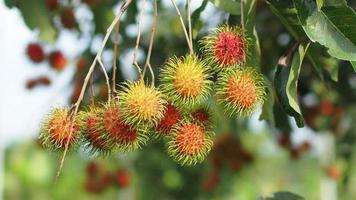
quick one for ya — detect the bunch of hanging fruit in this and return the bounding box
[39,0,266,167]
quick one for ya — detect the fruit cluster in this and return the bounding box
[84,161,130,194]
[39,25,266,166]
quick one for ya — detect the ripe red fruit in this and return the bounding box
[86,161,99,177]
[156,104,181,135]
[191,107,212,128]
[26,43,45,63]
[46,0,59,10]
[60,8,77,29]
[320,101,333,116]
[114,169,130,188]
[49,51,67,70]
[26,76,51,89]
[301,141,312,151]
[84,178,105,193]
[201,25,247,70]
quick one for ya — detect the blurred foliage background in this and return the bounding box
[2,0,356,199]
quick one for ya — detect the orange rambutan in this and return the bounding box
[40,108,81,150]
[215,67,266,116]
[200,25,247,71]
[49,50,67,71]
[160,54,212,108]
[167,120,213,165]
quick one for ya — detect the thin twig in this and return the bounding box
[90,73,95,105]
[112,22,120,94]
[55,0,133,180]
[133,0,147,79]
[98,59,112,103]
[187,0,193,52]
[143,0,158,86]
[170,0,193,54]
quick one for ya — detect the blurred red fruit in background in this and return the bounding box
[60,8,77,29]
[114,169,130,188]
[46,0,59,10]
[49,51,67,70]
[27,43,45,63]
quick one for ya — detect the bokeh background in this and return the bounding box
[1,0,356,199]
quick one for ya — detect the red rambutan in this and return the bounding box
[60,7,77,29]
[156,103,182,136]
[201,25,247,71]
[26,43,45,63]
[46,0,59,11]
[49,50,67,70]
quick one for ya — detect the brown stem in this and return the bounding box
[143,0,158,86]
[133,0,147,79]
[170,0,193,54]
[55,0,133,180]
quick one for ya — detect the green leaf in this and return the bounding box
[259,78,275,126]
[316,0,323,10]
[351,61,356,72]
[191,0,208,38]
[15,0,57,42]
[208,0,240,15]
[244,0,260,67]
[4,0,17,8]
[293,0,356,61]
[264,191,305,200]
[274,42,310,128]
[93,6,115,34]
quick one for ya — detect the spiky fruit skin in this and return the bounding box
[167,120,213,166]
[79,107,114,155]
[60,8,77,29]
[215,67,266,117]
[160,54,212,108]
[40,108,81,150]
[118,80,167,128]
[49,51,67,70]
[156,104,182,137]
[200,25,247,71]
[27,43,45,63]
[190,105,213,129]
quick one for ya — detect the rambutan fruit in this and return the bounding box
[215,67,266,117]
[79,107,114,154]
[114,169,130,188]
[156,103,182,137]
[167,120,213,165]
[200,25,247,71]
[49,50,67,71]
[190,105,213,129]
[60,7,77,29]
[101,103,149,152]
[160,54,212,108]
[46,0,59,11]
[39,108,81,150]
[26,43,45,63]
[118,80,167,128]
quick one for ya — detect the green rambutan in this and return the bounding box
[39,107,81,150]
[160,54,212,108]
[118,80,167,128]
[215,67,266,117]
[200,25,247,71]
[167,120,213,166]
